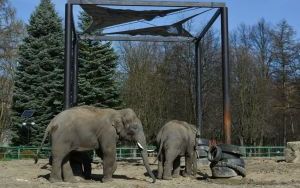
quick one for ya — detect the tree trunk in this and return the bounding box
[238,135,244,146]
[259,129,264,146]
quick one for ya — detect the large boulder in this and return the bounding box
[285,141,300,163]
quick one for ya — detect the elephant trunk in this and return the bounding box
[136,134,156,183]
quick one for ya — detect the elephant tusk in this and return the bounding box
[137,142,144,150]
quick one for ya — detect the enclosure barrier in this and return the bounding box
[241,146,285,158]
[0,146,284,161]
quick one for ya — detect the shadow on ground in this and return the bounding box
[38,173,139,182]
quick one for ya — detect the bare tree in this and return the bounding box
[230,24,267,146]
[197,30,223,141]
[249,19,274,146]
[0,0,23,144]
[270,20,300,145]
[118,42,169,142]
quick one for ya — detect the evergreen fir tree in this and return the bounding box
[11,0,63,146]
[78,12,121,108]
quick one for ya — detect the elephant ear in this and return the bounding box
[112,113,123,134]
[119,108,136,129]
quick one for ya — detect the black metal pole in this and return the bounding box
[195,41,202,136]
[64,3,73,109]
[195,9,221,43]
[72,35,79,106]
[221,7,231,144]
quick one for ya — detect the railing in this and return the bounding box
[0,146,157,161]
[240,146,285,158]
[0,146,51,160]
[116,146,156,160]
[0,146,285,161]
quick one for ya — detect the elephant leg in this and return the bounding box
[157,152,164,179]
[112,161,117,174]
[191,151,198,176]
[163,149,177,180]
[50,149,69,182]
[81,152,92,180]
[83,161,92,180]
[62,155,76,182]
[50,158,63,182]
[101,139,117,183]
[183,155,192,177]
[172,156,181,178]
[102,152,116,182]
[69,152,84,177]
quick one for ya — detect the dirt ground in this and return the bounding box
[0,157,300,188]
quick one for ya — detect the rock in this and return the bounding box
[285,141,300,163]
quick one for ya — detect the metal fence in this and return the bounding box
[0,145,285,161]
[0,146,157,161]
[0,146,51,160]
[240,146,285,158]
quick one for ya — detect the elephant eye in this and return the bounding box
[131,124,138,130]
[128,124,138,136]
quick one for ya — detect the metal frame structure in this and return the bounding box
[64,0,231,144]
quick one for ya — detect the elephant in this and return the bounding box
[156,120,198,180]
[35,105,156,183]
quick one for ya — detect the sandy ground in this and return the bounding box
[0,157,300,188]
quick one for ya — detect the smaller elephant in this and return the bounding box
[156,120,198,180]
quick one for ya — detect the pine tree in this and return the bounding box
[78,12,121,108]
[11,0,63,146]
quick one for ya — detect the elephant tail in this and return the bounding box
[154,140,164,164]
[34,120,57,164]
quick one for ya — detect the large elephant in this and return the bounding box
[156,120,198,180]
[35,105,156,183]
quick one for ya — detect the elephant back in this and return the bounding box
[159,120,196,141]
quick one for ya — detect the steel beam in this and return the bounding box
[68,0,225,7]
[81,35,194,42]
[195,41,203,136]
[64,3,73,109]
[221,7,231,144]
[195,9,220,43]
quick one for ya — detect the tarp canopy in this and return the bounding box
[81,4,188,33]
[103,12,203,37]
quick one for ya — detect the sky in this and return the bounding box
[10,0,300,37]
